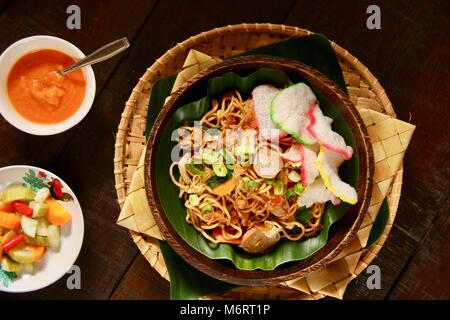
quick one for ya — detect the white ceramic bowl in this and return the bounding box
[0,36,96,135]
[0,165,84,293]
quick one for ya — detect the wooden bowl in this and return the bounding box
[145,56,374,286]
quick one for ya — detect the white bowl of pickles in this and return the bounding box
[0,165,84,292]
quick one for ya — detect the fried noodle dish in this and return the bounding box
[170,84,357,254]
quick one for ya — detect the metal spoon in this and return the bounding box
[57,37,130,76]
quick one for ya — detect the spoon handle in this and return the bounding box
[60,37,129,75]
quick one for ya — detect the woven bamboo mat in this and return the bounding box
[113,23,413,299]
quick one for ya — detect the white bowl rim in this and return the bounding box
[0,35,96,136]
[0,165,84,293]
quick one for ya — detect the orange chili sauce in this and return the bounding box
[7,49,86,124]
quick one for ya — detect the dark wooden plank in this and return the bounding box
[343,225,417,299]
[383,0,433,21]
[1,232,137,300]
[384,3,449,290]
[0,0,9,14]
[381,0,450,241]
[388,199,450,299]
[0,0,156,167]
[113,225,420,300]
[288,0,449,299]
[60,0,295,299]
[286,0,433,81]
[0,0,157,299]
[0,0,156,90]
[111,254,170,300]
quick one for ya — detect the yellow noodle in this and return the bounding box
[170,91,325,248]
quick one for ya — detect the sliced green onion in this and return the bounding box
[222,149,234,170]
[274,180,285,195]
[247,180,260,189]
[212,163,228,177]
[186,163,205,176]
[265,178,274,185]
[286,188,297,200]
[240,177,250,192]
[240,177,260,192]
[294,183,305,195]
[201,204,213,213]
[264,221,281,238]
[201,149,219,164]
[188,194,199,206]
[234,144,252,156]
[288,170,301,183]
[241,156,251,166]
[235,145,254,166]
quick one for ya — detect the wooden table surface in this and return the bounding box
[0,0,448,300]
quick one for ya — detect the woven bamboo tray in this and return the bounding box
[113,23,402,299]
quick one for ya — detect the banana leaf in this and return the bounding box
[146,76,176,139]
[159,241,236,300]
[234,34,347,94]
[153,68,358,270]
[366,199,390,248]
